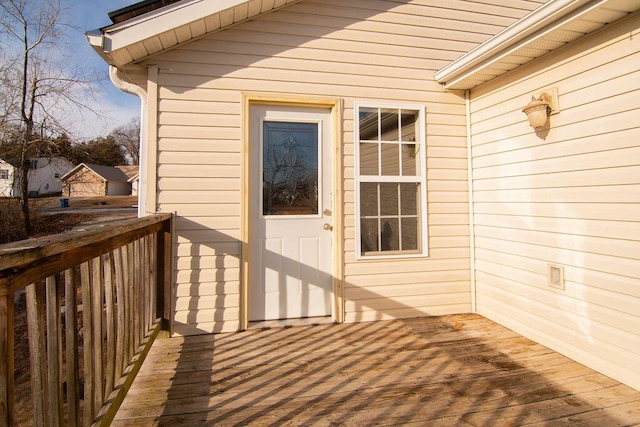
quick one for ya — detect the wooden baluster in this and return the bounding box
[0,292,14,426]
[150,233,157,327]
[133,239,140,350]
[90,256,104,418]
[126,242,135,360]
[103,252,116,399]
[113,248,126,380]
[56,276,64,424]
[45,275,62,426]
[26,283,47,426]
[141,237,147,336]
[142,236,149,336]
[80,262,93,425]
[149,235,156,330]
[64,268,79,427]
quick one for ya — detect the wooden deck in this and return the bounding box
[112,314,640,426]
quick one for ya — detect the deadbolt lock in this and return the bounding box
[323,223,333,231]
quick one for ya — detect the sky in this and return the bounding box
[63,0,143,140]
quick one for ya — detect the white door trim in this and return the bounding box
[241,94,344,330]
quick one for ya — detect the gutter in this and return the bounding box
[85,29,116,66]
[434,0,609,88]
[109,66,149,218]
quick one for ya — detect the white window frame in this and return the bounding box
[354,101,428,260]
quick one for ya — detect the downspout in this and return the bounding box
[109,65,149,217]
[465,90,477,313]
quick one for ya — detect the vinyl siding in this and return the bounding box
[469,13,640,390]
[146,0,545,334]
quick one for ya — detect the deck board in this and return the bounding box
[112,314,640,426]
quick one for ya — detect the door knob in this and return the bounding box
[323,223,333,231]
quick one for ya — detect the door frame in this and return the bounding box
[241,94,344,330]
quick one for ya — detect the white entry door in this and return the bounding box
[249,105,333,321]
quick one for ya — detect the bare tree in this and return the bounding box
[0,0,97,234]
[110,118,141,165]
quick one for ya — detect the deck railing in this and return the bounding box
[0,213,173,426]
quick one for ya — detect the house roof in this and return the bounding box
[108,0,183,24]
[1,157,73,169]
[115,165,139,180]
[62,163,130,183]
[0,158,20,168]
[86,0,300,68]
[434,0,640,90]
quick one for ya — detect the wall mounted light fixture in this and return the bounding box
[522,87,559,131]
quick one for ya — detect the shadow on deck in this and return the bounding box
[113,314,640,426]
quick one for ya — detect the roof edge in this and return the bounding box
[98,0,248,53]
[433,0,607,89]
[108,0,184,24]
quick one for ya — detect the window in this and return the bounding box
[355,103,428,258]
[262,121,319,216]
[0,169,8,180]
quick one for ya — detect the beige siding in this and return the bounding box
[147,0,545,334]
[469,14,640,390]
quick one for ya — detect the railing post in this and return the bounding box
[156,216,173,333]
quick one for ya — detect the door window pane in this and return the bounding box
[263,121,319,215]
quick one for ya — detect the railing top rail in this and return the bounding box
[0,213,172,295]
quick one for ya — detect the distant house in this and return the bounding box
[0,157,73,197]
[115,165,140,196]
[0,159,17,197]
[128,172,140,196]
[62,163,133,197]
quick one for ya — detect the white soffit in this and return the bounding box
[434,0,640,90]
[87,0,301,67]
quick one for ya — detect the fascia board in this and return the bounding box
[100,0,249,52]
[433,0,607,88]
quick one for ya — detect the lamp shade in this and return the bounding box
[522,96,550,129]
